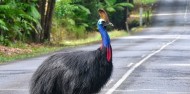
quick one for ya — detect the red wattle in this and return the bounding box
[106,48,112,62]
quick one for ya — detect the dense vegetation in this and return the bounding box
[0,0,157,46]
[0,0,55,45]
[0,0,134,46]
[0,0,40,45]
[52,0,134,42]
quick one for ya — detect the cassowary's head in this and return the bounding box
[97,9,113,48]
[97,9,113,29]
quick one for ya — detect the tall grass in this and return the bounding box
[51,30,128,46]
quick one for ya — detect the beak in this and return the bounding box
[109,22,114,27]
[103,21,114,27]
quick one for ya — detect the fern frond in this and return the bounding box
[0,5,11,10]
[25,21,40,34]
[0,19,8,31]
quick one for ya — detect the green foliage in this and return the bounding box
[0,0,41,45]
[0,19,8,31]
[100,0,134,12]
[54,0,90,39]
[94,0,133,29]
[53,0,134,30]
[0,35,11,46]
[52,0,135,41]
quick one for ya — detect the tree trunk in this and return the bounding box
[38,0,46,42]
[43,0,56,42]
[38,0,55,42]
[125,0,129,31]
[125,0,133,31]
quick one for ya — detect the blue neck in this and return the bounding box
[97,23,110,48]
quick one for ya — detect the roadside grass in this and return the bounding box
[0,30,128,63]
[0,45,62,63]
[61,30,128,46]
[134,0,157,4]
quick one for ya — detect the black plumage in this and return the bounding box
[30,9,113,94]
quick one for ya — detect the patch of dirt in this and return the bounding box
[0,45,32,56]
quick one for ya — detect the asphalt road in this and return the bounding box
[1,0,190,94]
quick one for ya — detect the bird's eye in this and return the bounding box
[102,21,108,26]
[102,21,106,25]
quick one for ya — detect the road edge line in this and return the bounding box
[105,36,180,94]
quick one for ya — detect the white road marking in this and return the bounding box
[106,79,114,86]
[127,63,133,67]
[105,36,180,94]
[105,1,189,94]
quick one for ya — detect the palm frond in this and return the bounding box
[115,3,134,9]
[115,6,125,10]
[105,0,116,6]
[77,5,91,14]
[106,7,116,12]
[25,21,40,34]
[29,4,41,19]
[18,13,39,24]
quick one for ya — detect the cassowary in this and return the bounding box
[30,9,113,94]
